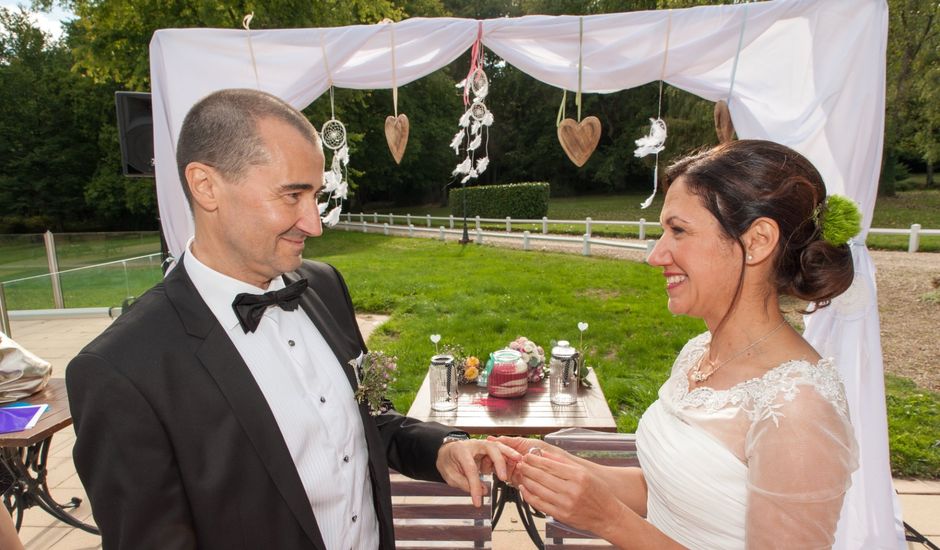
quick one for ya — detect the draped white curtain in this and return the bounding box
[149,1,900,547]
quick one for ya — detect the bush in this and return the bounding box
[449,182,550,219]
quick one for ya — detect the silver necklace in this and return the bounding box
[690,320,788,383]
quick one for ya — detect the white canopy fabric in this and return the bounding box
[150,1,900,547]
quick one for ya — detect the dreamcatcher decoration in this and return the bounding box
[450,24,493,184]
[242,13,261,89]
[557,17,602,168]
[384,23,409,164]
[715,3,750,144]
[318,41,348,227]
[635,11,673,209]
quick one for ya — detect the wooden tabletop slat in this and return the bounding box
[407,369,616,436]
[0,379,72,447]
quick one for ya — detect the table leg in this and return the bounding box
[491,478,544,550]
[1,436,99,535]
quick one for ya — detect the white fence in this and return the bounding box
[338,213,656,257]
[343,212,938,253]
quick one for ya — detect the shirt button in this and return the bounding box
[351,515,358,523]
[288,340,295,347]
[343,455,350,463]
[320,396,326,403]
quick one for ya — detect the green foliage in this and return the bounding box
[885,374,940,479]
[820,195,862,246]
[449,182,550,219]
[0,7,105,229]
[880,0,940,196]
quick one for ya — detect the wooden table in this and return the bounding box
[407,368,617,436]
[0,379,99,534]
[408,368,616,548]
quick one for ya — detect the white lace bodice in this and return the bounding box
[668,332,849,428]
[637,332,859,549]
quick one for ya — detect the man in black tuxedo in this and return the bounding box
[66,89,517,549]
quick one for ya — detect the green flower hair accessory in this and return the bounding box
[817,195,861,246]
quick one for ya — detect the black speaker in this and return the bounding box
[115,91,154,177]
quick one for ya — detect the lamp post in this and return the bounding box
[458,182,470,244]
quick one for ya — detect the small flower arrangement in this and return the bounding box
[441,343,481,384]
[351,351,397,416]
[509,336,547,383]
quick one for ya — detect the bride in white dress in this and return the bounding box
[497,140,859,549]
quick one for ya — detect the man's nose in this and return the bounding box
[296,197,323,237]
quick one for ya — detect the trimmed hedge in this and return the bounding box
[448,182,550,219]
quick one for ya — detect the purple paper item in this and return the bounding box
[0,404,48,434]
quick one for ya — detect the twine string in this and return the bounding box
[390,23,398,116]
[242,13,261,89]
[320,32,335,99]
[576,16,583,122]
[657,11,672,119]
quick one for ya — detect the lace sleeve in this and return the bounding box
[743,376,858,549]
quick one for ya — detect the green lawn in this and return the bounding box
[0,232,162,309]
[306,231,940,478]
[867,188,940,252]
[361,188,940,250]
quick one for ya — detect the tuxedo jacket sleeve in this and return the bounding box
[66,259,452,550]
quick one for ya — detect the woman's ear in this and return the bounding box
[185,162,220,213]
[743,217,779,265]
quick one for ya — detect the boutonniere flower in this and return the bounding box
[350,351,397,416]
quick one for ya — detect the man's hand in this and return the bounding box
[436,439,521,507]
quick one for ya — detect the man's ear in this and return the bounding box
[185,162,220,212]
[743,217,779,265]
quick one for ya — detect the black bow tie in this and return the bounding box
[232,279,308,334]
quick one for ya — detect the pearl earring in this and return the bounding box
[747,254,753,261]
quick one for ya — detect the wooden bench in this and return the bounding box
[542,428,639,550]
[390,470,492,549]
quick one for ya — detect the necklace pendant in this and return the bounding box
[690,369,708,383]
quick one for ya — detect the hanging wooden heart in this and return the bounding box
[558,116,602,167]
[714,100,735,144]
[384,114,410,164]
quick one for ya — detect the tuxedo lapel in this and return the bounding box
[165,261,328,550]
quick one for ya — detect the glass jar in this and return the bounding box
[429,354,458,412]
[486,349,528,398]
[550,340,579,405]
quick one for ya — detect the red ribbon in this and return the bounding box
[463,22,484,107]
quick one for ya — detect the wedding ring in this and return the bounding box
[527,447,542,456]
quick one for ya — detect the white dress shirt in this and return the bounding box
[184,240,379,550]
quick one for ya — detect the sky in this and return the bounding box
[1,1,73,40]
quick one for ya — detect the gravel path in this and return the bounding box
[423,231,940,391]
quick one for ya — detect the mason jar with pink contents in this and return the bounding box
[486,349,528,398]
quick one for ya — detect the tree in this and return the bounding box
[881,0,939,195]
[0,7,108,230]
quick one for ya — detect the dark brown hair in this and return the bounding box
[175,89,319,204]
[664,140,854,311]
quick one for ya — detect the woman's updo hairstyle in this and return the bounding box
[664,139,854,308]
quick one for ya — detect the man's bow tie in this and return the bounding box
[232,279,308,333]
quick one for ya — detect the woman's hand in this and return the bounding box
[515,449,625,536]
[486,436,564,485]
